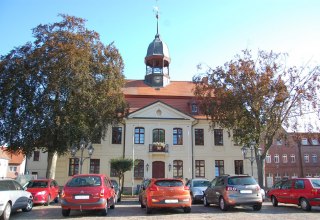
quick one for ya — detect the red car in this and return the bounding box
[139,178,191,214]
[60,174,116,217]
[25,179,60,206]
[267,178,320,211]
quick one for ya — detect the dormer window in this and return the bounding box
[191,103,198,114]
[276,138,282,146]
[301,138,309,145]
[311,139,319,145]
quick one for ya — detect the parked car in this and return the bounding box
[203,174,263,211]
[185,178,210,204]
[267,178,320,211]
[0,179,33,220]
[139,178,191,214]
[111,179,121,202]
[60,174,116,217]
[138,178,151,204]
[25,179,60,206]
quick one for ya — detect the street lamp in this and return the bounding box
[70,139,94,174]
[241,142,261,176]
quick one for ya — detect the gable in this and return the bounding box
[128,101,195,121]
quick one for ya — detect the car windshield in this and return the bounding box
[193,180,210,187]
[228,176,257,185]
[27,181,48,188]
[66,176,101,187]
[155,180,183,187]
[311,179,320,187]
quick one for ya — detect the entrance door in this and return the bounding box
[152,161,165,178]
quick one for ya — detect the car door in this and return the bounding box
[206,177,219,204]
[291,179,305,204]
[278,180,293,203]
[10,180,26,210]
[50,180,59,200]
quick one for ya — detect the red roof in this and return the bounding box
[1,149,25,165]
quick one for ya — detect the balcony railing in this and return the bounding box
[149,144,169,153]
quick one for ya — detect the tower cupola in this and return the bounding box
[144,6,171,87]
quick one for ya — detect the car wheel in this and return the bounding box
[203,195,210,207]
[300,198,311,211]
[45,195,51,206]
[219,197,229,211]
[110,197,115,209]
[22,198,33,212]
[253,204,262,211]
[183,207,191,213]
[1,202,11,220]
[101,200,108,216]
[146,205,153,214]
[271,196,278,207]
[190,193,195,204]
[61,209,70,217]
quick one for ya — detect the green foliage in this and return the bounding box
[0,14,128,155]
[110,158,133,177]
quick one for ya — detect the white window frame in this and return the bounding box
[282,154,288,163]
[266,154,271,163]
[274,154,279,163]
[290,154,296,163]
[304,154,309,163]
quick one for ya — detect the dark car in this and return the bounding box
[60,174,116,217]
[25,179,60,205]
[0,179,33,220]
[203,174,263,211]
[139,178,191,214]
[267,178,320,211]
[111,179,121,203]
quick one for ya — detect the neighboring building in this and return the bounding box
[54,12,256,190]
[25,150,48,178]
[264,132,320,188]
[0,148,9,178]
[1,147,27,179]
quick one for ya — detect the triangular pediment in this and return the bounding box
[128,101,194,121]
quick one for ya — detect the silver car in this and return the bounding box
[203,175,263,211]
[0,179,33,220]
[186,178,210,204]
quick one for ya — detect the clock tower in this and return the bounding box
[144,6,171,87]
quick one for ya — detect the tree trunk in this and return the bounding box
[256,157,265,188]
[46,151,58,179]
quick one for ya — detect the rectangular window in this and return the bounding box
[311,139,319,145]
[110,164,117,177]
[153,129,165,143]
[195,160,205,177]
[282,154,288,163]
[173,160,183,178]
[304,154,309,163]
[291,154,296,163]
[68,158,79,176]
[89,159,100,174]
[214,129,223,146]
[233,129,241,146]
[234,160,243,175]
[274,154,279,163]
[112,127,122,144]
[301,138,309,145]
[191,103,198,114]
[173,128,183,145]
[312,154,317,163]
[9,166,17,172]
[266,154,271,163]
[134,127,145,144]
[215,160,224,176]
[33,151,40,161]
[134,159,144,178]
[195,129,204,145]
[276,138,282,145]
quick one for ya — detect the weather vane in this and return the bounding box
[153,0,160,35]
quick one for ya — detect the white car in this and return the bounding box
[0,179,33,220]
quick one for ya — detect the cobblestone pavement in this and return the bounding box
[10,197,320,220]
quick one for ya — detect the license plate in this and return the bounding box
[75,195,89,199]
[240,190,252,194]
[165,199,178,203]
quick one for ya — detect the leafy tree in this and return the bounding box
[110,158,134,200]
[0,14,128,178]
[193,50,320,187]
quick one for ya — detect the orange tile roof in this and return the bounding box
[123,80,195,97]
[2,149,25,164]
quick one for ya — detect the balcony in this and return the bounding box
[149,143,169,153]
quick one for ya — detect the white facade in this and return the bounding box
[26,150,48,178]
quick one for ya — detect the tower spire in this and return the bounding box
[153,1,160,36]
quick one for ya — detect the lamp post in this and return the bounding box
[241,142,261,176]
[70,139,94,174]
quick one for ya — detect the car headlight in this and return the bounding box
[37,191,47,195]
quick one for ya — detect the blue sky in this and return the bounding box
[1,0,320,81]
